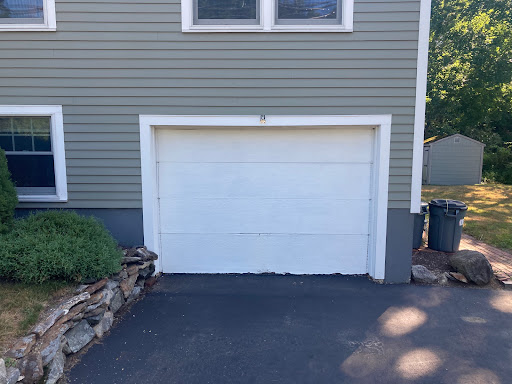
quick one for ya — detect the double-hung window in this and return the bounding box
[0,0,56,31]
[0,106,67,202]
[182,0,353,32]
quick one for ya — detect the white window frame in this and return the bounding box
[0,0,56,32]
[0,105,67,202]
[182,0,353,32]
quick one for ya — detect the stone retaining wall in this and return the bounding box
[0,246,159,384]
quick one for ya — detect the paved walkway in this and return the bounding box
[460,234,512,284]
[67,275,512,384]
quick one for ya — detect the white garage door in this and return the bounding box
[156,128,374,274]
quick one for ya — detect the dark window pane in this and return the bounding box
[0,0,44,19]
[31,117,51,134]
[278,0,337,19]
[0,135,13,151]
[13,135,33,151]
[198,0,257,19]
[12,117,31,134]
[34,135,51,151]
[0,117,11,133]
[5,154,55,188]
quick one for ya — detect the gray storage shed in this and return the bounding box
[423,134,485,185]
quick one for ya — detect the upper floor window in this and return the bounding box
[0,0,56,31]
[0,106,67,202]
[182,0,353,32]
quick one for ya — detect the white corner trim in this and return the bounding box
[369,116,391,280]
[0,105,67,203]
[410,0,432,213]
[0,0,56,31]
[181,0,353,33]
[139,114,391,280]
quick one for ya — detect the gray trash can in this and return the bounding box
[428,199,468,252]
[413,202,429,249]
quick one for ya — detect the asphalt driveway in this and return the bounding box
[68,275,512,384]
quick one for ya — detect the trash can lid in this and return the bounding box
[429,199,468,210]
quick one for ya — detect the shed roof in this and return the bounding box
[424,133,485,147]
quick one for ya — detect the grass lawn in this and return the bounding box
[422,183,512,252]
[0,281,73,355]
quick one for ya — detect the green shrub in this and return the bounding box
[0,149,18,233]
[0,211,122,284]
[483,146,512,185]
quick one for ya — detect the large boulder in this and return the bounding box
[411,265,438,284]
[449,250,493,286]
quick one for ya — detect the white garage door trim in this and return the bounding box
[139,115,391,280]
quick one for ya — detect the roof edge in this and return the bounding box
[424,133,485,147]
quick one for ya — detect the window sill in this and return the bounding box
[0,25,56,32]
[18,195,67,203]
[182,26,353,33]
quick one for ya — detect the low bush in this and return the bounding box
[0,211,123,284]
[0,149,18,233]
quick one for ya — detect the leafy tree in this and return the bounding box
[426,0,512,147]
[483,144,512,183]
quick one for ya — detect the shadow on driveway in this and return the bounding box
[68,274,512,384]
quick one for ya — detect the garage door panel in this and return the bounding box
[160,234,368,274]
[157,163,372,199]
[157,129,373,164]
[156,127,373,275]
[159,198,370,235]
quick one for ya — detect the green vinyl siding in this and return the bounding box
[0,0,421,209]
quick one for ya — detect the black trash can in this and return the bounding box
[428,199,468,252]
[413,202,429,249]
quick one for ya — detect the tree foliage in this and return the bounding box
[426,0,512,147]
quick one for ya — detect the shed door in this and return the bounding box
[156,128,374,274]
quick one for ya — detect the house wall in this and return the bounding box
[0,0,421,211]
[428,137,484,185]
[0,0,423,280]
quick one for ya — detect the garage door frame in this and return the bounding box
[139,115,391,280]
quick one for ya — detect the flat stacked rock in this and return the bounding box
[1,246,158,384]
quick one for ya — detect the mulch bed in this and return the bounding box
[412,247,504,290]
